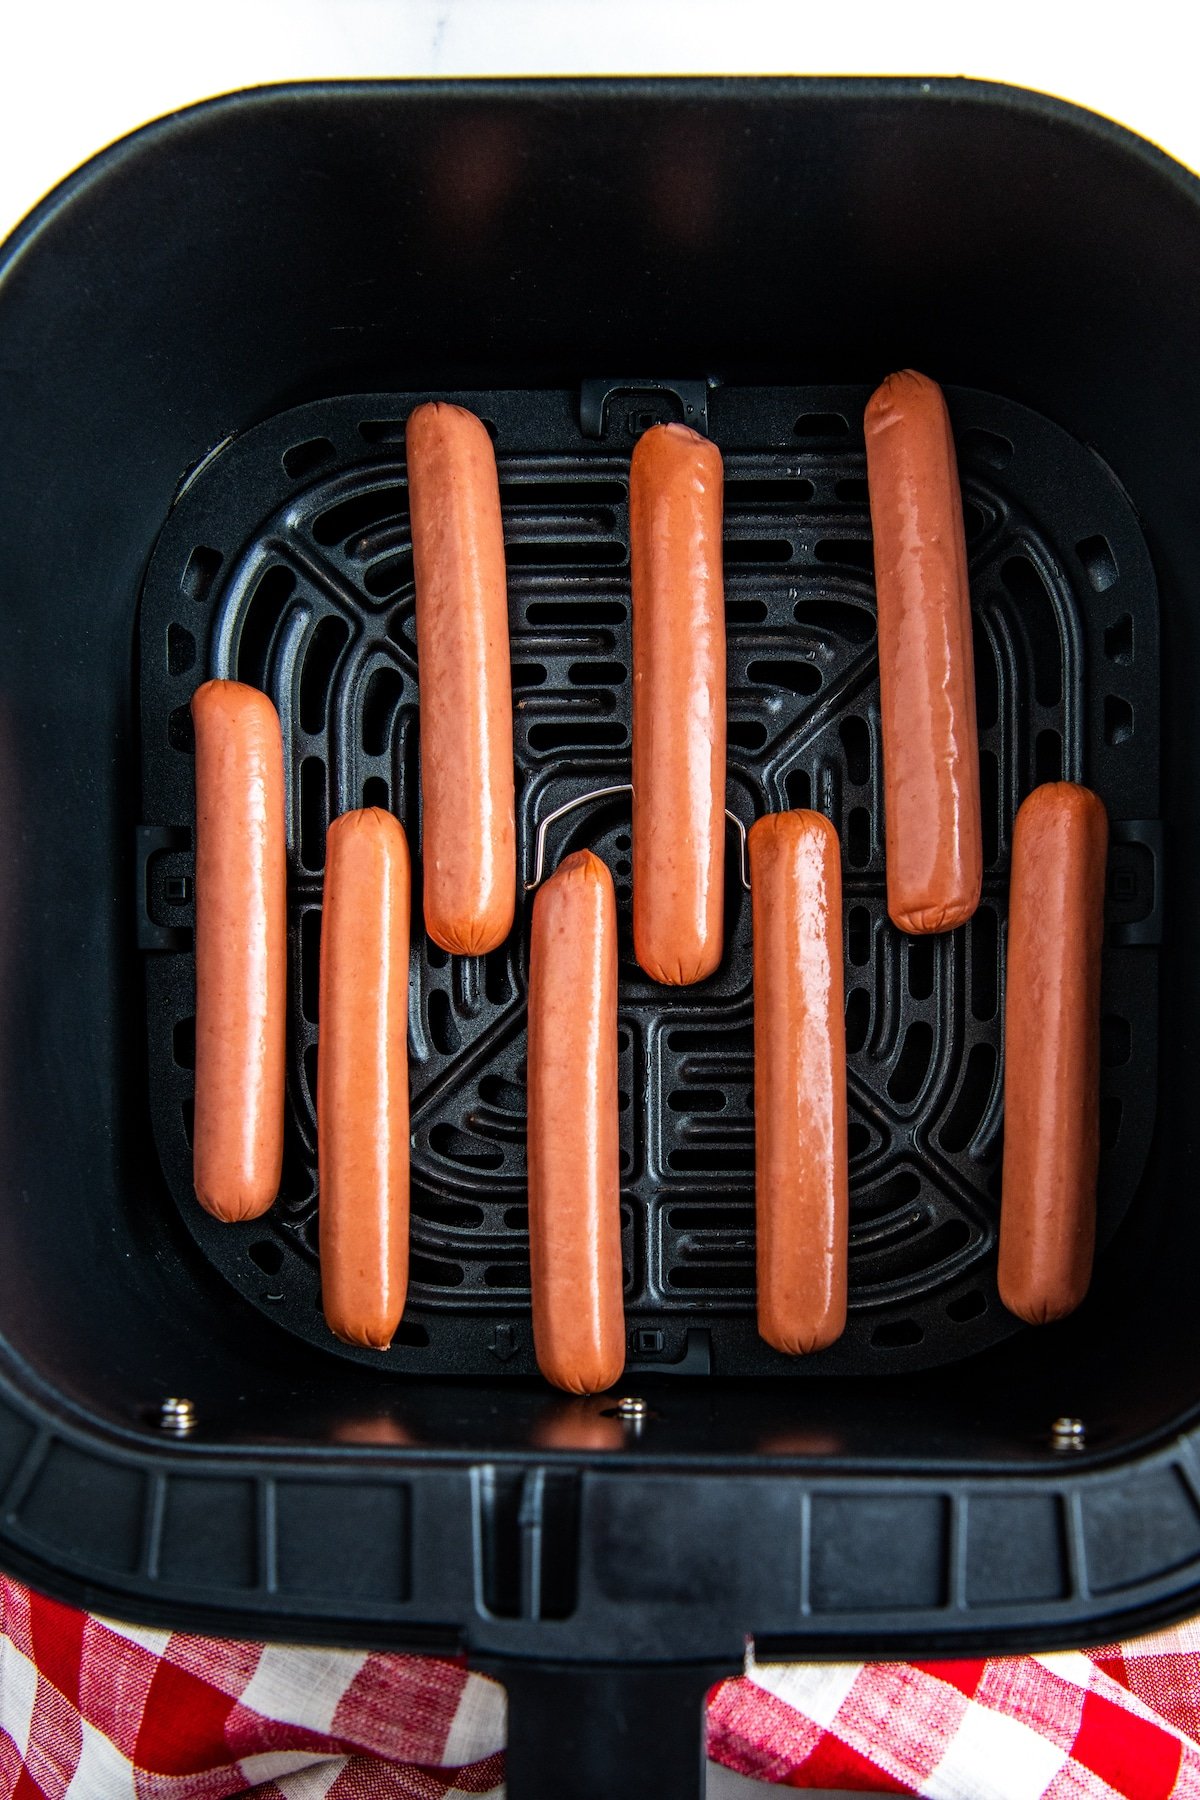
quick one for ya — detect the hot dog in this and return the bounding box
[865,370,982,935]
[406,401,515,956]
[527,850,625,1393]
[191,679,286,1221]
[749,810,849,1353]
[630,422,726,984]
[998,782,1108,1324]
[318,807,411,1348]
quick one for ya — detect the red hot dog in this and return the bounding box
[865,370,982,935]
[630,423,726,984]
[318,807,411,1349]
[527,850,625,1394]
[999,782,1108,1325]
[406,401,516,956]
[750,810,849,1354]
[191,679,286,1222]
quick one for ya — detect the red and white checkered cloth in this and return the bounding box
[5,1573,1200,1798]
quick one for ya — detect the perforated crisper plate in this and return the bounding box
[137,382,1160,1377]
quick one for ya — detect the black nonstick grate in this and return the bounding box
[137,382,1160,1377]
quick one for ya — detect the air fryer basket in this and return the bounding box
[1,77,1199,1797]
[140,381,1158,1379]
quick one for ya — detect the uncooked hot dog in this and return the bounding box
[527,850,625,1393]
[865,370,982,935]
[999,782,1108,1324]
[750,810,849,1353]
[406,401,515,956]
[191,679,286,1221]
[630,422,726,984]
[318,808,411,1349]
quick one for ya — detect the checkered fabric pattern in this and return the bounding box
[5,1573,1200,1797]
[709,1643,1200,1795]
[0,1577,505,1799]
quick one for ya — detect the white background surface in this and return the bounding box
[2,0,1200,245]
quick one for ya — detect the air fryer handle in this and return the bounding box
[489,1659,733,1799]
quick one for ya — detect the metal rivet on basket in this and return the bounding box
[159,1396,197,1435]
[1050,1416,1086,1451]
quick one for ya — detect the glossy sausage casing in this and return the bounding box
[406,401,515,956]
[191,679,286,1221]
[865,370,982,934]
[527,850,625,1394]
[750,811,849,1353]
[318,808,411,1349]
[999,782,1108,1325]
[630,422,726,984]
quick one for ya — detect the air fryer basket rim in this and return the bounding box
[2,74,1199,1798]
[6,70,1199,277]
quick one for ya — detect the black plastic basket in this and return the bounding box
[0,76,1196,1798]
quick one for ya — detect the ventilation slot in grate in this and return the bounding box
[237,566,296,688]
